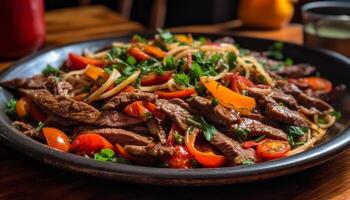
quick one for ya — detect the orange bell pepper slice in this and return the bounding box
[128,47,150,61]
[201,77,256,114]
[85,64,109,80]
[175,34,193,44]
[123,101,152,120]
[143,45,166,59]
[155,88,196,99]
[16,97,29,117]
[185,128,226,168]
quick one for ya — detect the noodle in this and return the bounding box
[84,69,121,103]
[166,46,190,56]
[97,70,141,100]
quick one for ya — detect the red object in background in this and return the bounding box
[0,0,45,58]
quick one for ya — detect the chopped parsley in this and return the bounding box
[187,117,217,142]
[211,98,219,106]
[5,98,17,118]
[157,28,174,43]
[163,56,175,70]
[35,122,45,133]
[174,131,183,145]
[266,42,284,60]
[242,159,255,165]
[287,126,309,147]
[132,34,146,43]
[254,135,266,142]
[174,73,190,86]
[126,55,137,66]
[42,64,60,76]
[235,128,250,142]
[226,52,237,69]
[94,148,116,162]
[330,111,341,120]
[106,46,127,61]
[284,57,294,66]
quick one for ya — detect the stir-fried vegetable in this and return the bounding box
[143,45,166,59]
[85,64,109,80]
[155,88,196,99]
[141,71,172,86]
[168,145,193,168]
[67,53,106,69]
[185,128,226,168]
[123,101,152,120]
[256,139,290,160]
[15,97,28,117]
[70,133,113,156]
[128,47,150,62]
[42,127,70,152]
[200,77,256,113]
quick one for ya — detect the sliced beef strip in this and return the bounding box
[88,128,153,146]
[270,89,298,108]
[45,114,80,127]
[46,76,73,97]
[156,99,191,132]
[146,118,167,145]
[187,96,240,126]
[248,87,308,127]
[13,121,43,139]
[0,75,47,89]
[124,143,174,158]
[21,89,101,124]
[126,126,150,135]
[103,90,158,110]
[229,118,287,140]
[241,112,282,128]
[278,82,332,111]
[248,87,297,108]
[94,111,144,128]
[265,102,308,127]
[210,131,257,164]
[276,64,316,78]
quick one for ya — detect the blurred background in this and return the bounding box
[0,0,349,59]
[44,0,349,27]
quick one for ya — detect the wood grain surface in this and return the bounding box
[0,5,349,200]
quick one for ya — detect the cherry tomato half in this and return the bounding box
[42,127,70,152]
[256,139,290,160]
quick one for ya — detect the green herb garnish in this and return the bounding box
[242,159,255,165]
[287,126,308,147]
[42,64,60,76]
[174,131,184,145]
[211,98,219,106]
[235,128,250,142]
[187,118,217,142]
[330,111,341,120]
[35,122,45,133]
[5,98,17,118]
[174,73,190,86]
[94,148,116,162]
[126,55,137,66]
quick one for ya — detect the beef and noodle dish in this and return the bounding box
[2,31,344,168]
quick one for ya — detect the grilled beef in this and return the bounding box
[229,118,288,140]
[94,111,143,128]
[146,118,167,145]
[103,90,158,110]
[276,64,316,78]
[46,76,72,97]
[88,128,153,145]
[210,131,257,164]
[0,75,47,89]
[13,121,43,139]
[187,96,240,126]
[265,103,308,127]
[21,89,101,123]
[124,143,174,158]
[279,82,332,111]
[156,99,191,131]
[248,87,308,127]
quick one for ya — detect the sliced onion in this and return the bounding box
[166,46,190,57]
[174,49,198,60]
[140,81,169,92]
[84,69,121,103]
[63,69,86,80]
[97,70,141,100]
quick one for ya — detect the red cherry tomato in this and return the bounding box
[168,145,193,169]
[42,127,70,152]
[141,71,173,86]
[128,47,150,62]
[70,133,113,156]
[67,53,106,69]
[256,139,290,160]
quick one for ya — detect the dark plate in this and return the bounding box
[0,33,349,186]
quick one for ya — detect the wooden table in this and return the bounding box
[0,6,349,200]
